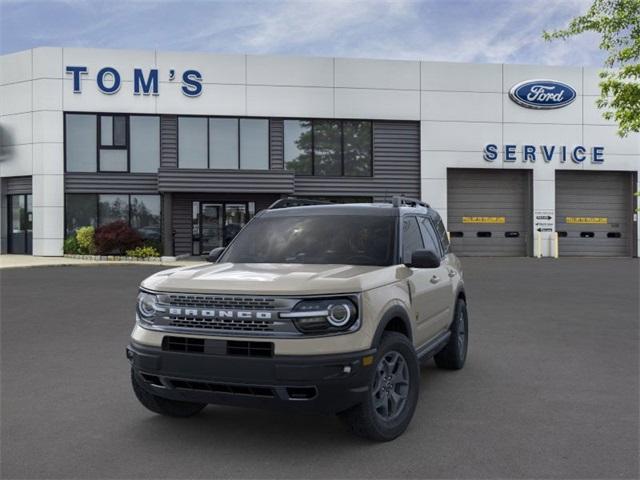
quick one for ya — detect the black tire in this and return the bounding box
[338,332,419,442]
[131,369,206,417]
[434,298,468,370]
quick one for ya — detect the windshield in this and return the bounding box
[220,214,397,266]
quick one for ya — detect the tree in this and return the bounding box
[543,0,640,137]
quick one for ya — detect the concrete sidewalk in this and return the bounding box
[0,254,203,269]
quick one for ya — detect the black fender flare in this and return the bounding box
[370,305,413,348]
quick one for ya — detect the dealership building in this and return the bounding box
[0,47,638,258]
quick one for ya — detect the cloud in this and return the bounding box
[0,0,606,66]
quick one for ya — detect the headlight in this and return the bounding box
[137,291,158,323]
[281,297,359,334]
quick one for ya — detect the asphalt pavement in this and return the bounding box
[1,258,638,479]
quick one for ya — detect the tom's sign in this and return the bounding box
[509,79,577,109]
[65,66,203,97]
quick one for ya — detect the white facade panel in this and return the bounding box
[421,121,502,152]
[0,82,32,116]
[503,123,583,151]
[335,58,419,90]
[0,145,33,177]
[63,79,157,114]
[32,111,64,144]
[421,61,502,92]
[0,112,32,146]
[583,95,616,126]
[32,204,64,240]
[421,91,501,122]
[247,55,333,87]
[32,174,64,208]
[62,48,156,81]
[32,143,64,175]
[0,50,32,85]
[247,86,333,118]
[583,67,603,96]
[32,236,64,256]
[157,51,245,85]
[503,64,583,95]
[420,178,447,210]
[32,47,64,80]
[32,79,63,112]
[584,125,640,156]
[503,93,582,125]
[335,88,419,120]
[159,82,245,116]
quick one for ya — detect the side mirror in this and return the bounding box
[206,247,225,263]
[406,249,441,269]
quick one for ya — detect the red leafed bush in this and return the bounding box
[94,220,143,255]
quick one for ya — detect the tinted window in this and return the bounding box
[178,117,207,168]
[98,195,129,225]
[130,116,160,173]
[284,120,312,174]
[313,120,341,176]
[99,149,127,172]
[221,215,396,266]
[210,118,239,169]
[343,121,371,176]
[419,217,442,257]
[131,195,161,244]
[402,217,424,263]
[240,119,268,170]
[430,213,450,253]
[65,114,97,172]
[65,194,97,236]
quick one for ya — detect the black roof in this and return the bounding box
[261,202,435,218]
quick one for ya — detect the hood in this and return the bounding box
[141,262,400,295]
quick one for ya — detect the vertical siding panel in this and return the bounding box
[160,115,178,169]
[270,119,284,170]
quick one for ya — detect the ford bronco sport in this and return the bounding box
[127,196,468,441]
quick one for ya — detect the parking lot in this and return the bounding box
[1,258,638,479]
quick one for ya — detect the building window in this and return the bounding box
[284,119,372,177]
[178,117,208,168]
[178,116,269,170]
[65,113,159,173]
[65,193,161,247]
[209,118,238,169]
[65,114,97,172]
[284,120,312,174]
[240,119,269,170]
[130,116,160,173]
[343,121,372,176]
[99,115,128,172]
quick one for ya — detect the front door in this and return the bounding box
[201,203,223,253]
[8,194,32,254]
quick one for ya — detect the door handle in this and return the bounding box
[430,275,440,284]
[448,270,457,278]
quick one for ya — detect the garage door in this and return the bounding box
[556,171,633,257]
[447,169,531,256]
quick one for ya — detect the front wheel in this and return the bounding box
[338,332,419,441]
[131,369,206,417]
[434,298,468,370]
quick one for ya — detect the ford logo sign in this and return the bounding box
[509,79,577,109]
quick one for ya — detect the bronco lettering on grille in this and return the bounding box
[168,308,273,320]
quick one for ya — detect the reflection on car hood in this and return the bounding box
[141,262,401,295]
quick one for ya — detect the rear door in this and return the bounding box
[402,216,451,346]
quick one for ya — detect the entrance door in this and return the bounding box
[223,204,247,246]
[201,203,223,253]
[8,194,32,254]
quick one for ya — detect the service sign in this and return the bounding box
[509,79,577,109]
[534,209,554,232]
[462,216,506,224]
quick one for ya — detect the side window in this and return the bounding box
[419,217,443,257]
[402,217,424,263]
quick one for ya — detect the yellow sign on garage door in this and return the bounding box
[565,217,608,224]
[462,216,506,224]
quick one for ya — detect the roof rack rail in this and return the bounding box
[390,195,430,209]
[268,197,332,210]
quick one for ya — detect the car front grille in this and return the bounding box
[168,294,277,310]
[168,316,275,332]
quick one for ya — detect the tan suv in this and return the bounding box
[127,197,468,441]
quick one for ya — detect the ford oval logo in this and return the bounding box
[509,79,577,109]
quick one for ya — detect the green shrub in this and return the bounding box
[75,226,96,254]
[63,236,79,254]
[125,245,160,258]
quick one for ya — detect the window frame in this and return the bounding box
[400,215,426,264]
[177,115,272,171]
[64,112,161,174]
[284,118,373,177]
[418,216,445,258]
[97,114,129,173]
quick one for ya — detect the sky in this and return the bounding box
[0,0,605,66]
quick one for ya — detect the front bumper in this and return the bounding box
[127,341,376,414]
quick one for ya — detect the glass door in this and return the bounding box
[201,203,224,253]
[8,194,32,254]
[223,204,247,246]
